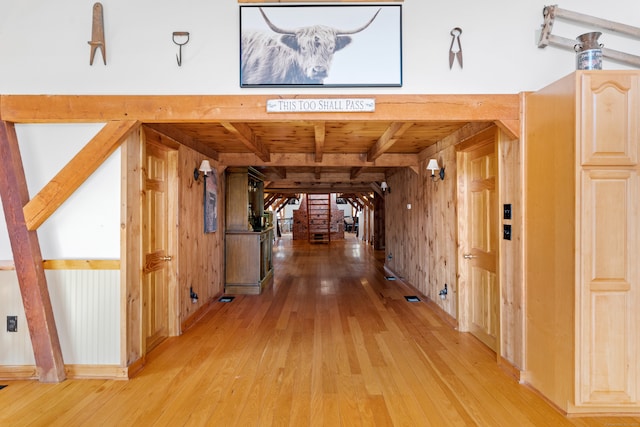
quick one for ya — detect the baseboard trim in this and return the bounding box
[0,365,38,380]
[383,265,458,329]
[181,295,221,332]
[498,356,522,382]
[65,364,129,380]
[126,356,145,379]
[0,364,130,380]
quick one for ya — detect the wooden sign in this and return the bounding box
[266,98,375,113]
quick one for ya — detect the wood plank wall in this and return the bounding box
[177,145,225,327]
[141,129,225,332]
[385,147,457,314]
[384,124,524,370]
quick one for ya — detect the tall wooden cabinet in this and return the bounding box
[224,167,273,295]
[524,71,639,414]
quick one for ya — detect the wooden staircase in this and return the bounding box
[307,194,330,243]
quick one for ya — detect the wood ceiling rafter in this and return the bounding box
[220,153,418,168]
[350,167,364,179]
[144,123,219,161]
[220,121,271,162]
[265,182,374,194]
[314,121,325,162]
[367,121,414,161]
[271,167,287,179]
[264,193,279,210]
[275,197,294,213]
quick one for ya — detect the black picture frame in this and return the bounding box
[239,4,402,88]
[204,171,218,233]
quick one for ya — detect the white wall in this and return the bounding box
[0,0,637,96]
[0,124,120,260]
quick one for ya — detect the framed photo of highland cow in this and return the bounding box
[239,4,402,87]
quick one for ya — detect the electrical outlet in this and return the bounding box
[7,316,17,332]
[503,224,512,240]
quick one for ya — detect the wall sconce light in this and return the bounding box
[194,160,212,181]
[380,181,391,193]
[427,159,445,181]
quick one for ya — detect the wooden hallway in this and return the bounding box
[0,236,638,426]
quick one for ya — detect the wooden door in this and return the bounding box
[459,138,499,351]
[142,141,174,352]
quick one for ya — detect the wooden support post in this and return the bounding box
[0,121,66,383]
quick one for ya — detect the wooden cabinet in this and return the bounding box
[225,228,273,295]
[224,167,273,294]
[524,71,639,414]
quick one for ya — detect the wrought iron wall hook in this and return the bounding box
[172,31,190,66]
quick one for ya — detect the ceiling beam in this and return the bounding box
[262,172,386,184]
[314,121,325,162]
[23,120,140,231]
[350,167,364,179]
[144,123,219,161]
[265,183,375,194]
[273,197,290,213]
[0,94,521,123]
[367,121,414,161]
[270,167,287,179]
[0,121,66,383]
[418,121,495,161]
[220,122,271,162]
[220,152,418,168]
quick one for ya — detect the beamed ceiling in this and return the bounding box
[0,94,521,201]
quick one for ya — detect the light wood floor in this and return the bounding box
[1,236,639,426]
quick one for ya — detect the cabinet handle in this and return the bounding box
[161,256,172,261]
[463,254,476,259]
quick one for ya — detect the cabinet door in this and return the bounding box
[581,73,639,166]
[578,169,638,405]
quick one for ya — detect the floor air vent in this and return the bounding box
[219,296,235,303]
[404,296,421,302]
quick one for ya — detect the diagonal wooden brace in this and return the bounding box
[0,121,66,383]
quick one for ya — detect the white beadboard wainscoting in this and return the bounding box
[0,269,120,366]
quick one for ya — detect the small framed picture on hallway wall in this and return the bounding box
[239,4,403,87]
[204,172,218,233]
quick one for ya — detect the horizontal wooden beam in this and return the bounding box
[220,152,418,168]
[263,172,385,183]
[265,183,375,194]
[0,94,520,123]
